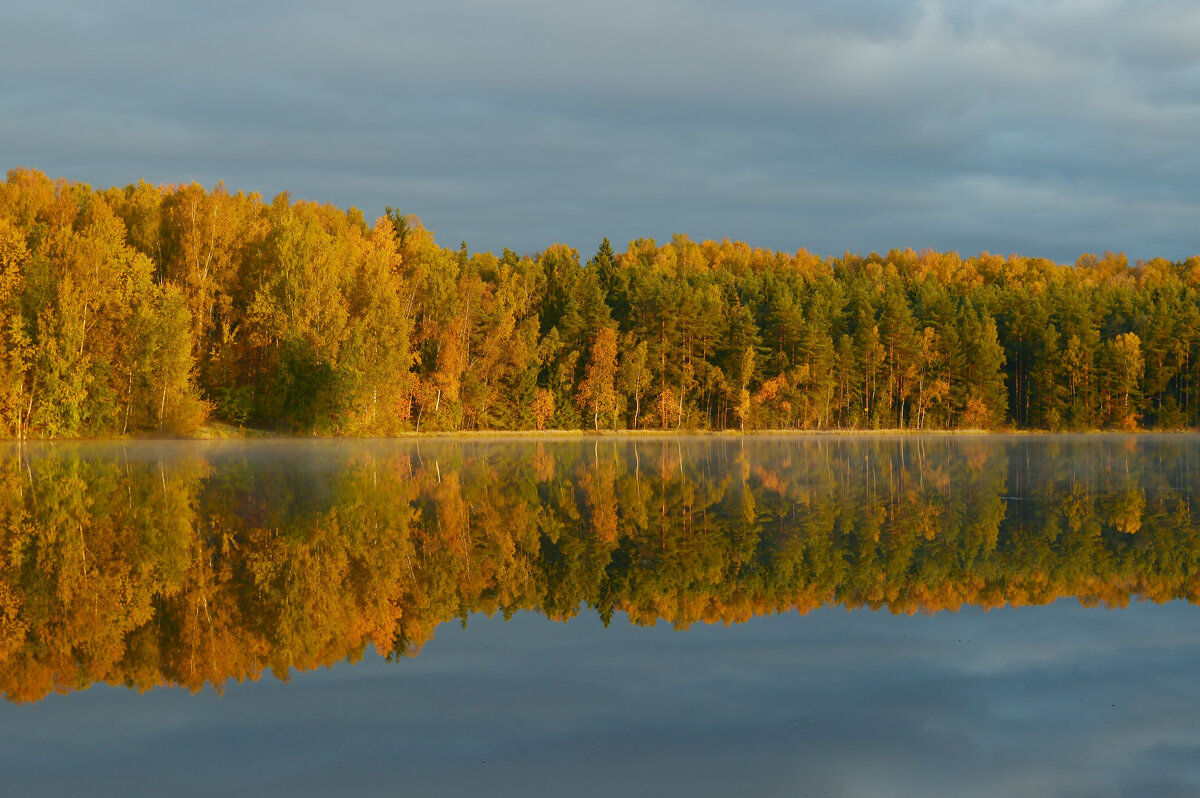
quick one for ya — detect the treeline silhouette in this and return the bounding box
[1,169,1199,436]
[1,437,1197,702]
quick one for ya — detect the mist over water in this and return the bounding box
[1,436,1199,796]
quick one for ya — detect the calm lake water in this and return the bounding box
[2,435,1200,796]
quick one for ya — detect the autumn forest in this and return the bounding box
[1,169,1198,438]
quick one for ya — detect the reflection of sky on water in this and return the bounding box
[4,600,1199,797]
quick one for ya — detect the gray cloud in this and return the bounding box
[2,0,1197,261]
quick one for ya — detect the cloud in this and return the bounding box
[2,0,1197,261]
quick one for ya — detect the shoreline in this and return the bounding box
[4,426,1196,443]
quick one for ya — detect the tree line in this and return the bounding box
[1,437,1196,701]
[2,168,1198,436]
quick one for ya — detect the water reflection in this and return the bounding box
[1,435,1197,702]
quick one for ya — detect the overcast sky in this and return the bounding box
[3,0,1198,262]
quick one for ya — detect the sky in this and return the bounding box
[3,0,1198,263]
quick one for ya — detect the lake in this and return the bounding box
[2,435,1199,796]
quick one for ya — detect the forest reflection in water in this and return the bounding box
[0,434,1197,704]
